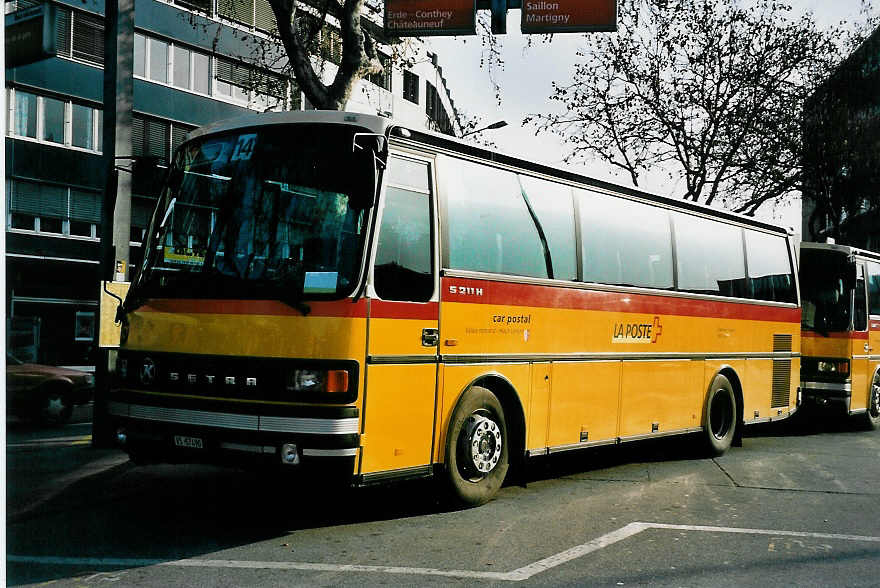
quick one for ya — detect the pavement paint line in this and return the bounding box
[648,523,880,543]
[9,522,880,582]
[507,522,650,581]
[7,436,92,449]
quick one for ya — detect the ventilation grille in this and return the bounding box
[771,360,792,408]
[773,334,793,353]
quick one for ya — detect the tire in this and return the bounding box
[703,374,737,457]
[444,386,509,507]
[862,372,880,431]
[39,386,73,426]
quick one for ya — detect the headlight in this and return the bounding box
[287,369,349,394]
[817,360,849,375]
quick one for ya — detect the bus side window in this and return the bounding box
[373,157,434,302]
[443,157,548,279]
[673,212,747,298]
[518,175,577,281]
[868,261,880,316]
[855,264,868,331]
[577,189,673,289]
[744,230,797,303]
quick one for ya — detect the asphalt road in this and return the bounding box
[6,407,880,587]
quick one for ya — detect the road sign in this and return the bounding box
[5,3,58,68]
[385,0,477,36]
[521,0,616,33]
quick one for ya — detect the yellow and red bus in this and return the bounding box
[108,111,801,506]
[799,242,880,428]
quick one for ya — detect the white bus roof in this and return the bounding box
[801,241,880,262]
[188,110,393,140]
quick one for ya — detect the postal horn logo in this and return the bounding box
[612,316,663,344]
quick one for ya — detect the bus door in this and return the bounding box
[851,261,870,412]
[360,154,439,478]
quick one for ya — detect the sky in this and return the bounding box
[424,1,876,227]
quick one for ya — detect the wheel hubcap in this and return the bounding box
[461,413,502,477]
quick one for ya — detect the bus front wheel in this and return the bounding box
[444,386,509,507]
[703,375,737,456]
[862,373,880,431]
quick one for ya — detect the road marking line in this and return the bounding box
[7,436,92,449]
[10,522,880,582]
[648,523,880,543]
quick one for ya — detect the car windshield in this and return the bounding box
[133,124,377,305]
[800,249,853,333]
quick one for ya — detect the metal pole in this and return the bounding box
[94,0,134,447]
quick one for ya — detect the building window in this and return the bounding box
[424,82,454,136]
[426,81,437,119]
[7,88,103,153]
[13,90,37,138]
[52,6,104,66]
[149,37,169,83]
[71,103,94,149]
[132,114,196,162]
[403,70,419,104]
[7,179,102,239]
[41,96,65,144]
[214,57,288,111]
[135,32,212,97]
[71,10,104,65]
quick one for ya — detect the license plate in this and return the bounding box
[174,435,204,449]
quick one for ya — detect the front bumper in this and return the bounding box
[108,398,359,477]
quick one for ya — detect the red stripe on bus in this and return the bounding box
[802,330,870,340]
[370,300,439,320]
[140,299,368,318]
[442,277,800,323]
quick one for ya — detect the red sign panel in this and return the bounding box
[385,0,476,36]
[521,0,617,33]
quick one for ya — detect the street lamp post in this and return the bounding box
[460,120,508,139]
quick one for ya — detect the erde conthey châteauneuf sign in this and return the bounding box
[385,0,476,36]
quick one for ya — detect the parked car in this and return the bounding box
[6,353,94,425]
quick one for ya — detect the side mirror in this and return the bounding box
[349,133,386,209]
[845,262,858,290]
[349,148,378,210]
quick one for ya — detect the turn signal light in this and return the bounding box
[326,370,349,394]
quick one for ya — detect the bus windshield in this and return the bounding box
[133,124,377,307]
[800,249,853,333]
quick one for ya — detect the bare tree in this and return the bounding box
[530,0,877,215]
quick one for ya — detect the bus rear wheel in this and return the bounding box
[703,374,737,457]
[444,386,509,507]
[862,373,880,431]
